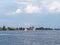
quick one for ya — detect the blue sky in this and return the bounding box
[0,0,60,28]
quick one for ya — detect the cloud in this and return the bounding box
[4,0,59,16]
[48,1,60,12]
[16,9,22,14]
[17,0,42,14]
[5,8,22,16]
[1,0,60,16]
[24,5,42,13]
[40,0,60,13]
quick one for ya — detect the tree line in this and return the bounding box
[0,26,60,30]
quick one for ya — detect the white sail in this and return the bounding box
[24,28,28,31]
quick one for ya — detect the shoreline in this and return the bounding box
[0,26,60,30]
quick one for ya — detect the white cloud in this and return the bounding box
[16,9,22,14]
[6,9,22,16]
[40,0,60,13]
[17,0,42,14]
[48,1,60,12]
[25,5,42,13]
[16,0,60,14]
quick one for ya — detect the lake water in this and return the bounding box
[0,30,60,45]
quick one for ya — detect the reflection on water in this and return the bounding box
[0,30,60,45]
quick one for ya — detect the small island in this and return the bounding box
[0,26,60,31]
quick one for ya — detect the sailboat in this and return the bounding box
[24,28,28,31]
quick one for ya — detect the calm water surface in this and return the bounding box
[0,30,60,45]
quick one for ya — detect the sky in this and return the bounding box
[0,0,60,28]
